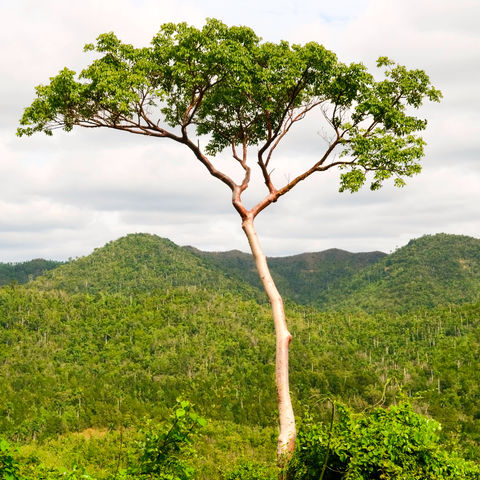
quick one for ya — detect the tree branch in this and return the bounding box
[265,100,324,168]
[273,139,343,201]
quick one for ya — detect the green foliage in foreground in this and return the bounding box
[1,437,23,480]
[286,402,480,480]
[15,419,276,480]
[3,402,479,480]
[2,400,206,480]
[134,400,206,479]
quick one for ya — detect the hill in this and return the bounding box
[321,233,480,312]
[186,246,386,305]
[2,232,480,476]
[12,233,480,314]
[31,233,260,299]
[188,233,480,312]
[0,259,63,286]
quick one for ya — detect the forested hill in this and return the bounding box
[20,232,480,312]
[2,232,480,476]
[188,233,480,312]
[186,246,386,304]
[0,259,63,286]
[30,233,259,299]
[320,233,480,312]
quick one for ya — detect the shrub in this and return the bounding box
[285,402,480,479]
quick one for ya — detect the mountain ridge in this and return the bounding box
[29,233,260,299]
[320,233,480,312]
[10,232,480,313]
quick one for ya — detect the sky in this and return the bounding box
[1,0,479,261]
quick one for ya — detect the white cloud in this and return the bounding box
[1,0,479,261]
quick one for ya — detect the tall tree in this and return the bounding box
[18,18,441,462]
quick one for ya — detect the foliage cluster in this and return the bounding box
[3,401,478,480]
[287,402,480,479]
[1,400,206,480]
[18,18,440,202]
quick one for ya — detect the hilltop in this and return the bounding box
[31,233,259,299]
[320,233,480,312]
[189,233,480,312]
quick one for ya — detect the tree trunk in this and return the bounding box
[242,215,296,464]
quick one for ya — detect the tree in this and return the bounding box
[18,18,441,463]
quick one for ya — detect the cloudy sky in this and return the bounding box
[1,0,479,261]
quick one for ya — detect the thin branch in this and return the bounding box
[239,138,251,193]
[257,68,311,161]
[265,100,324,168]
[257,139,344,217]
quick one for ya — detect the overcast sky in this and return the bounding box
[1,0,479,261]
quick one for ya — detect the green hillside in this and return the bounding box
[321,233,480,312]
[188,233,480,313]
[268,249,386,304]
[2,235,480,442]
[0,259,63,286]
[186,247,386,305]
[2,233,480,477]
[32,233,259,299]
[2,285,480,471]
[22,233,480,313]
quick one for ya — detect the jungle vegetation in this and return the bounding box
[1,233,480,478]
[17,17,442,460]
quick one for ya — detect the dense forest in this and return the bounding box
[188,233,480,312]
[1,233,480,478]
[0,259,63,286]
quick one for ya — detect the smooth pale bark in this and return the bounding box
[242,215,295,462]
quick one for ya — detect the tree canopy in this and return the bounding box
[18,18,441,211]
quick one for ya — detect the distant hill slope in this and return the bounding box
[321,233,480,312]
[186,247,386,305]
[25,232,480,312]
[31,233,259,298]
[0,259,63,286]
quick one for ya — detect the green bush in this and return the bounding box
[129,399,206,480]
[223,461,276,480]
[1,438,23,480]
[285,402,480,479]
[3,400,205,480]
